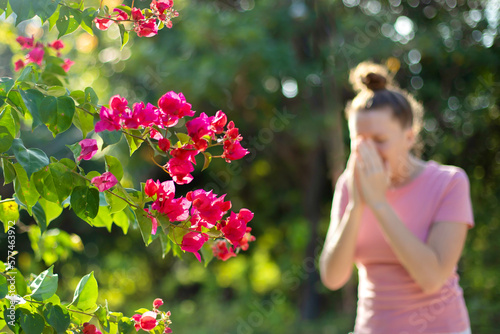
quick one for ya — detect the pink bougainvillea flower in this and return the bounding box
[27,47,44,65]
[135,18,158,37]
[157,91,194,126]
[78,139,98,161]
[149,128,164,140]
[155,196,191,222]
[91,172,118,192]
[94,95,130,132]
[48,39,64,50]
[14,59,25,72]
[224,121,243,141]
[144,208,159,235]
[222,140,249,162]
[170,144,199,165]
[82,323,102,334]
[232,227,256,251]
[211,110,227,134]
[164,328,173,334]
[125,102,159,129]
[140,311,158,331]
[16,35,34,49]
[166,20,173,29]
[212,240,236,261]
[94,17,113,30]
[181,231,209,262]
[187,189,231,229]
[145,179,160,197]
[185,112,214,151]
[113,8,129,21]
[158,138,171,152]
[165,157,194,185]
[153,298,164,308]
[62,58,75,72]
[220,209,254,244]
[131,7,145,21]
[151,0,174,14]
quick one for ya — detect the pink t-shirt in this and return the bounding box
[332,160,474,334]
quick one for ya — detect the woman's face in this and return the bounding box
[348,106,415,178]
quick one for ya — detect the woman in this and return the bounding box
[319,62,474,334]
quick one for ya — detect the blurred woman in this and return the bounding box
[319,61,474,334]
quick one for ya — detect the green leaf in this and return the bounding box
[80,8,98,36]
[119,24,129,50]
[11,139,49,178]
[2,157,16,184]
[135,208,153,246]
[30,266,58,301]
[95,305,110,333]
[20,310,45,334]
[0,275,7,299]
[105,155,124,181]
[32,162,75,204]
[0,77,15,108]
[32,0,61,23]
[19,89,45,130]
[124,129,145,156]
[104,188,128,214]
[202,151,212,171]
[47,86,68,97]
[71,186,99,220]
[70,90,85,104]
[13,162,40,214]
[98,130,122,149]
[73,108,95,138]
[118,317,136,334]
[70,272,98,311]
[4,307,22,334]
[48,5,60,31]
[32,201,48,233]
[112,209,132,234]
[0,199,18,231]
[159,232,172,259]
[40,96,75,136]
[176,132,191,145]
[0,105,20,138]
[84,87,98,105]
[38,198,63,228]
[43,303,70,334]
[0,125,13,152]
[8,90,29,116]
[17,65,39,83]
[56,6,82,38]
[12,268,28,297]
[86,205,113,230]
[200,241,214,267]
[10,0,34,26]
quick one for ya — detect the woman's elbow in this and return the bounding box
[319,268,350,291]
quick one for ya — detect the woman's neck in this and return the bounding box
[390,155,426,188]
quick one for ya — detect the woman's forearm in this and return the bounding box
[370,201,445,293]
[320,203,363,290]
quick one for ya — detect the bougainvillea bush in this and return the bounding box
[0,0,255,333]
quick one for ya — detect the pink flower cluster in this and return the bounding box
[82,323,102,334]
[145,179,255,261]
[131,298,172,333]
[94,0,179,37]
[14,36,74,72]
[95,92,249,185]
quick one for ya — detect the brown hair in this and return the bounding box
[345,61,424,156]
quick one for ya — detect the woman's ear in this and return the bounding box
[405,127,415,150]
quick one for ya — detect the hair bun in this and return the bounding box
[362,72,387,91]
[349,61,393,92]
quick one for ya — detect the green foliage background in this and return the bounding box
[1,0,499,332]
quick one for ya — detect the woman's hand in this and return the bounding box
[354,139,390,207]
[346,140,364,209]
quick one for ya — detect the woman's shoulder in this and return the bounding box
[424,160,471,189]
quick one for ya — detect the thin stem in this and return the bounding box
[76,105,95,117]
[0,155,16,160]
[151,156,170,175]
[121,130,145,141]
[26,299,95,316]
